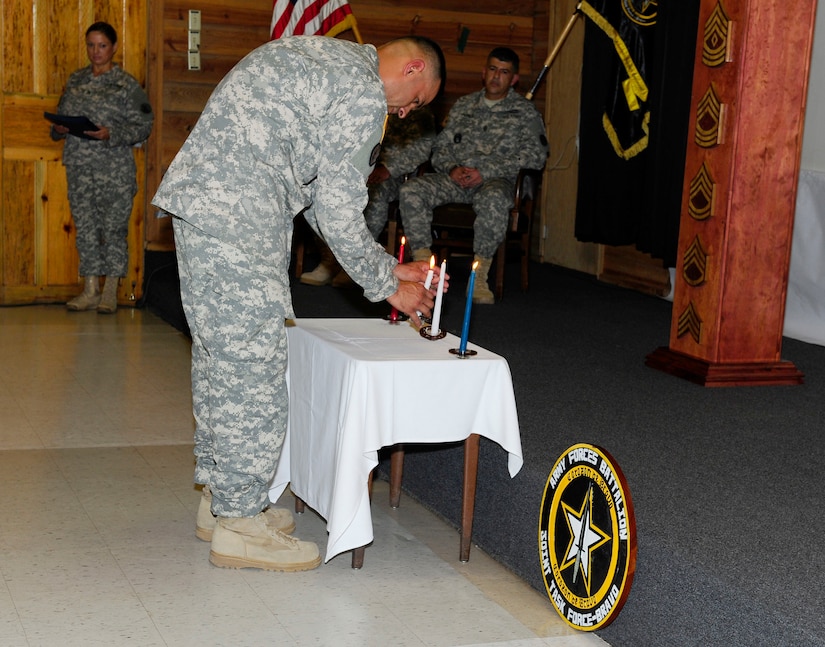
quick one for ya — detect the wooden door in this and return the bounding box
[0,0,148,305]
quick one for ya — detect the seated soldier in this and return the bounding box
[399,47,548,304]
[300,108,436,287]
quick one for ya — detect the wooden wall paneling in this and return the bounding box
[529,0,549,108]
[41,0,87,95]
[40,159,77,285]
[540,0,601,274]
[2,94,60,163]
[2,0,40,303]
[1,0,30,296]
[2,93,70,295]
[121,0,150,302]
[354,0,538,14]
[1,161,35,289]
[164,0,274,26]
[3,0,34,93]
[161,79,214,113]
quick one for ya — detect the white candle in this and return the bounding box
[423,255,435,291]
[416,255,436,320]
[430,260,447,335]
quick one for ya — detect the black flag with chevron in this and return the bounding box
[574,0,700,266]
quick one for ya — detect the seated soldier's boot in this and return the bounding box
[97,276,119,314]
[300,244,340,286]
[196,485,295,541]
[412,247,433,262]
[210,513,321,572]
[331,269,355,288]
[300,262,337,286]
[66,276,101,311]
[472,256,495,305]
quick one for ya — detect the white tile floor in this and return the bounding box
[0,305,608,647]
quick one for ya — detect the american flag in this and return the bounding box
[270,0,357,40]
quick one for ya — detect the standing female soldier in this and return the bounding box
[51,21,153,313]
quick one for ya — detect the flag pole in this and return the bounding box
[351,21,363,44]
[525,4,582,101]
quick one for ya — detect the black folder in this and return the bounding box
[44,112,99,139]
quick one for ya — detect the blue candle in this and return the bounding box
[459,260,478,354]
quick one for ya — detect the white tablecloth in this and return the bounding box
[268,318,523,562]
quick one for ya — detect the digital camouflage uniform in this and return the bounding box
[399,88,548,258]
[151,36,398,518]
[364,109,436,238]
[53,65,153,277]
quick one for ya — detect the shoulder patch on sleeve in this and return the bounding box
[369,143,381,166]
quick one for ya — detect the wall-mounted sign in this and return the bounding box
[538,443,636,630]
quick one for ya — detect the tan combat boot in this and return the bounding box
[412,247,433,262]
[210,513,321,572]
[195,485,295,541]
[472,256,495,305]
[66,276,101,311]
[97,276,119,314]
[300,244,340,286]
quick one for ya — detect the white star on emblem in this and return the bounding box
[562,485,610,591]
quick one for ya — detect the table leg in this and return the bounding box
[294,492,367,568]
[460,434,480,562]
[351,546,365,569]
[389,444,404,508]
[349,470,378,569]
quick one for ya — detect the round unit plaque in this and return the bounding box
[538,443,636,630]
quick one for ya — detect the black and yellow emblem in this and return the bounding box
[538,444,636,630]
[369,143,382,167]
[621,0,657,27]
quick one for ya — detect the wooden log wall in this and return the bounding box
[145,0,547,248]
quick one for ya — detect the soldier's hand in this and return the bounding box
[84,126,110,140]
[390,261,450,327]
[449,165,482,189]
[387,282,432,328]
[393,260,447,286]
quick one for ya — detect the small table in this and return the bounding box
[269,318,523,565]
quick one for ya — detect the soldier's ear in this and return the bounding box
[404,59,426,77]
[510,73,520,87]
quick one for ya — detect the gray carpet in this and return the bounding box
[144,253,825,646]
